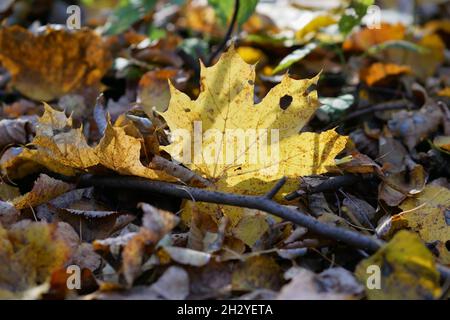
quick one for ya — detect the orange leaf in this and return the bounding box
[360,63,410,86]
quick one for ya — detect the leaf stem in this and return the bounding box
[207,0,240,66]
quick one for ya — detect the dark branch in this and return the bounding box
[284,175,363,201]
[76,174,450,281]
[265,177,287,199]
[207,0,240,66]
[78,174,381,252]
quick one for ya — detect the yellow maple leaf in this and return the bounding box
[0,104,174,182]
[160,46,348,245]
[355,231,441,300]
[397,184,450,264]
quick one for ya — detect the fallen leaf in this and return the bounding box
[296,15,337,42]
[0,118,35,150]
[122,203,179,285]
[277,267,364,300]
[161,46,348,244]
[388,103,443,150]
[343,23,405,52]
[0,26,111,101]
[360,63,410,86]
[355,230,441,300]
[137,68,189,115]
[231,255,281,291]
[0,221,72,298]
[395,184,450,264]
[12,174,74,210]
[159,246,211,267]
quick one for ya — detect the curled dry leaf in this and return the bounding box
[0,118,35,150]
[1,104,176,182]
[37,188,135,242]
[12,174,74,210]
[0,26,111,101]
[159,246,211,267]
[161,46,348,245]
[122,203,179,286]
[355,231,441,300]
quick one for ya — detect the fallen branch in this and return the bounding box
[284,175,363,200]
[76,174,450,281]
[78,174,381,251]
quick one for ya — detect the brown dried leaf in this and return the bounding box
[0,26,111,101]
[12,174,74,210]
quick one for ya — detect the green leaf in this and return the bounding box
[338,0,374,36]
[103,0,157,35]
[272,43,318,75]
[148,26,167,41]
[208,0,259,27]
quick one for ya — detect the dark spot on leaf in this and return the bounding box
[446,240,450,252]
[248,80,254,85]
[184,108,191,112]
[279,95,293,110]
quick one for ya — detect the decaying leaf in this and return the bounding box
[277,267,364,300]
[231,255,281,292]
[12,174,74,210]
[355,230,441,300]
[0,221,72,299]
[0,118,35,150]
[388,103,443,150]
[161,46,348,244]
[122,203,179,286]
[0,26,111,101]
[394,184,450,264]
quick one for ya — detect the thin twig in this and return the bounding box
[207,0,240,66]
